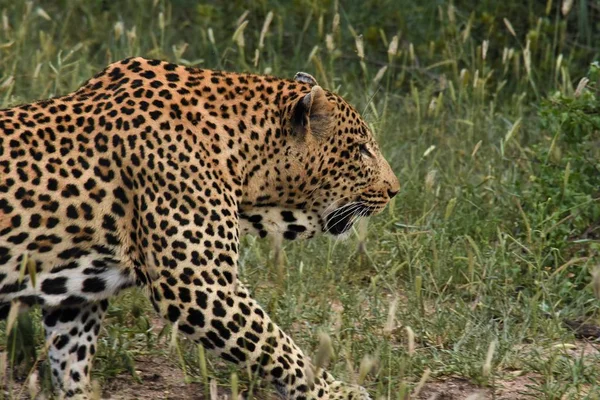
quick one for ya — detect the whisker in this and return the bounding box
[348,209,370,232]
[323,200,361,220]
[321,196,353,218]
[325,203,363,221]
[342,215,359,234]
[326,204,365,232]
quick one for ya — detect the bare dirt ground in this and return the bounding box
[101,357,205,400]
[416,376,534,400]
[0,366,583,400]
[4,340,598,399]
[101,356,538,400]
[102,340,600,399]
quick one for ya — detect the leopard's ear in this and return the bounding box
[292,85,334,139]
[294,72,318,87]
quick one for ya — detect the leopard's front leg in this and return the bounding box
[149,272,367,399]
[150,272,319,398]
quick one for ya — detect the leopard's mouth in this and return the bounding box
[323,202,374,235]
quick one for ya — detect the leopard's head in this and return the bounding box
[272,73,400,236]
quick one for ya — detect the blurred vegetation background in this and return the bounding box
[1,1,600,399]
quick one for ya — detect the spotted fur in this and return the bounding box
[0,57,399,399]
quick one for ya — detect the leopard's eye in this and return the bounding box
[359,143,373,158]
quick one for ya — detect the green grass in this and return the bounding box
[1,0,600,399]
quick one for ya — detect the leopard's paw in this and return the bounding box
[328,381,371,400]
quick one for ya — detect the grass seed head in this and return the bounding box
[127,26,137,42]
[591,265,600,300]
[208,28,215,45]
[447,4,456,25]
[326,33,335,52]
[574,77,589,97]
[236,10,249,27]
[6,301,20,333]
[258,11,274,49]
[114,21,124,40]
[36,7,51,21]
[0,351,6,385]
[503,18,516,37]
[388,35,399,57]
[561,0,574,16]
[307,45,319,63]
[523,40,531,76]
[158,12,165,31]
[482,339,497,377]
[425,170,437,193]
[502,47,509,64]
[357,354,376,384]
[314,332,333,370]
[232,20,248,49]
[384,297,398,336]
[2,9,9,33]
[355,35,364,59]
[0,75,13,91]
[482,40,489,60]
[28,370,40,399]
[556,53,563,72]
[405,326,415,356]
[332,13,340,33]
[411,368,431,398]
[373,66,388,84]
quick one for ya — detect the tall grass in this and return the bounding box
[1,1,600,399]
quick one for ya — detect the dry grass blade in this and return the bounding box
[27,370,40,399]
[0,351,7,389]
[561,0,574,15]
[314,332,333,372]
[170,321,179,351]
[231,372,238,400]
[482,339,497,377]
[35,7,51,21]
[210,379,218,400]
[405,326,415,356]
[592,265,600,300]
[357,355,375,385]
[388,35,399,57]
[5,301,20,333]
[503,18,516,37]
[411,368,430,398]
[258,11,273,49]
[383,296,398,336]
[232,20,248,48]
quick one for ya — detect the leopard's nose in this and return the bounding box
[387,173,400,198]
[382,158,400,199]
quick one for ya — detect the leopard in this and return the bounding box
[0,57,399,399]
